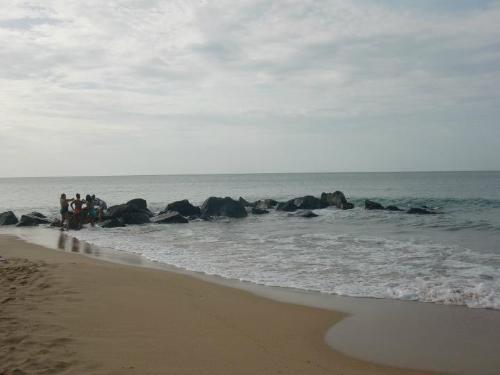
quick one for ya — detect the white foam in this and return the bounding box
[68,217,500,311]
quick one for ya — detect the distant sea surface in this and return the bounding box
[1,172,500,310]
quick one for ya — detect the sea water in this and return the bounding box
[1,171,499,310]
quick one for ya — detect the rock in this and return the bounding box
[385,205,403,212]
[320,191,354,210]
[66,212,81,230]
[106,204,129,218]
[29,212,47,218]
[121,211,152,224]
[106,199,152,224]
[276,200,298,212]
[50,219,63,227]
[200,197,248,218]
[343,202,354,210]
[238,197,252,207]
[293,195,324,210]
[253,199,278,209]
[365,200,384,210]
[99,218,126,228]
[16,213,52,227]
[0,211,18,225]
[251,207,269,215]
[407,207,437,215]
[152,211,189,224]
[126,198,148,211]
[165,200,200,217]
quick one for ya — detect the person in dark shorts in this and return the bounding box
[59,193,73,230]
[71,193,85,229]
[85,194,97,226]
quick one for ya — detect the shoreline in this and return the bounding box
[0,234,435,375]
[2,228,500,374]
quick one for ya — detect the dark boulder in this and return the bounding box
[99,218,126,228]
[106,199,152,224]
[200,197,248,218]
[165,200,200,217]
[320,191,354,210]
[365,200,384,210]
[0,211,18,225]
[16,213,52,227]
[106,204,129,218]
[251,207,269,215]
[276,200,298,212]
[121,211,151,224]
[385,205,403,212]
[293,195,324,210]
[29,212,47,218]
[126,198,148,211]
[253,199,278,209]
[343,202,354,210]
[407,207,437,215]
[152,211,189,224]
[238,197,252,207]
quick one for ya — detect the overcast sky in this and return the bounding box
[1,0,499,177]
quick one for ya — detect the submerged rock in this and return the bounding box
[164,200,200,217]
[0,211,18,225]
[200,197,248,218]
[365,200,384,210]
[251,207,269,215]
[152,211,189,224]
[407,207,437,215]
[385,205,403,212]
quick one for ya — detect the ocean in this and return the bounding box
[1,171,500,310]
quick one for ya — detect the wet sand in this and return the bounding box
[0,235,437,375]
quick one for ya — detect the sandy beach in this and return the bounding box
[0,234,439,375]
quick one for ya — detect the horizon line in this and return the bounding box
[1,169,499,179]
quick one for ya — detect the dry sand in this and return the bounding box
[0,235,438,375]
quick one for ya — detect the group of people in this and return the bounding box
[59,193,107,229]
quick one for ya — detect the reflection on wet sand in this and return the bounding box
[57,233,97,256]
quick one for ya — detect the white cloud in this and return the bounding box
[1,0,499,176]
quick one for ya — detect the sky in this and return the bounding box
[1,0,499,177]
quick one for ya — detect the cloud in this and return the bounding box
[1,0,500,176]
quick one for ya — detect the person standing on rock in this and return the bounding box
[59,193,74,230]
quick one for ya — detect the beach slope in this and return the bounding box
[0,235,436,375]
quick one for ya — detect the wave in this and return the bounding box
[63,223,500,311]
